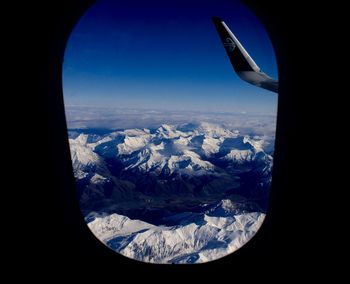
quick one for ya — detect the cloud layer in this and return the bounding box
[66,105,276,145]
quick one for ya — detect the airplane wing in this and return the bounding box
[212,16,278,93]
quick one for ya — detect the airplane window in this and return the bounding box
[63,0,278,264]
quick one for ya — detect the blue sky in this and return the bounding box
[63,0,278,115]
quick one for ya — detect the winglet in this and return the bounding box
[212,16,278,93]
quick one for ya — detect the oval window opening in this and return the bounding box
[63,0,278,264]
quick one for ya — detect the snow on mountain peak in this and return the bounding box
[75,133,89,145]
[197,122,239,138]
[205,199,242,216]
[90,173,107,184]
[117,135,150,155]
[223,149,254,163]
[87,212,155,242]
[69,135,101,168]
[69,123,270,178]
[156,124,189,139]
[86,202,266,264]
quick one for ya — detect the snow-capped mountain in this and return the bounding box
[86,199,265,264]
[69,122,270,177]
[68,122,274,264]
[69,122,273,215]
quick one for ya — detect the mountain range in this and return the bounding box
[68,122,273,263]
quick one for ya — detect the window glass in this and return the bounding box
[63,0,278,264]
